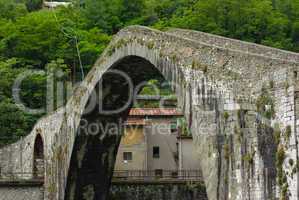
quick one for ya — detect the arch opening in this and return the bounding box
[110,108,208,200]
[65,55,207,200]
[33,134,44,179]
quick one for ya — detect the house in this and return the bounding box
[114,107,201,177]
[43,1,71,9]
[114,108,183,172]
[177,133,201,171]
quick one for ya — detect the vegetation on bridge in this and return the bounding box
[0,0,298,144]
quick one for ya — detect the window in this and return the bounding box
[123,152,132,161]
[171,119,178,133]
[153,146,160,158]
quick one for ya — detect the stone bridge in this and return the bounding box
[1,26,299,200]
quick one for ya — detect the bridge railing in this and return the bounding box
[0,172,44,182]
[112,170,203,181]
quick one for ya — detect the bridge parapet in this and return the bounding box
[167,28,299,63]
[109,26,299,101]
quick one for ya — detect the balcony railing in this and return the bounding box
[112,170,203,181]
[0,170,203,185]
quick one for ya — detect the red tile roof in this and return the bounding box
[128,108,183,116]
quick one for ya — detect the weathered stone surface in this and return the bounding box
[0,187,43,200]
[0,25,299,200]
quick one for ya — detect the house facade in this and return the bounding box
[43,1,71,9]
[114,108,200,175]
[177,135,201,171]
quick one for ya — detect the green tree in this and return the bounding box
[0,58,24,99]
[77,27,111,71]
[0,58,47,112]
[83,0,123,33]
[0,7,111,71]
[0,98,42,146]
[291,21,299,51]
[0,99,28,146]
[19,71,47,110]
[24,0,43,11]
[1,10,73,68]
[120,0,145,24]
[0,0,28,20]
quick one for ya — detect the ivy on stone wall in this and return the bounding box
[256,87,275,120]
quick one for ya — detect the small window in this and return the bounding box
[123,152,132,161]
[171,119,178,133]
[153,146,160,158]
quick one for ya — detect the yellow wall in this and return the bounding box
[114,126,147,171]
[121,127,145,146]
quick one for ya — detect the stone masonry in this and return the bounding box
[0,26,299,200]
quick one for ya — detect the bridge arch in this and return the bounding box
[2,26,295,200]
[64,53,197,199]
[53,27,229,200]
[33,134,44,179]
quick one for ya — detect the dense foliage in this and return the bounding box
[0,0,298,145]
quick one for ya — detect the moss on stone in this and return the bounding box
[224,175,228,185]
[223,143,230,160]
[107,46,116,56]
[146,41,155,49]
[137,38,145,45]
[48,180,57,195]
[269,80,274,89]
[223,111,229,122]
[273,124,281,145]
[276,145,288,197]
[276,145,285,169]
[234,125,242,143]
[191,59,207,73]
[284,81,289,92]
[159,51,164,57]
[237,109,241,121]
[285,125,291,141]
[292,160,299,175]
[171,54,178,62]
[202,65,208,73]
[256,87,275,119]
[242,151,255,165]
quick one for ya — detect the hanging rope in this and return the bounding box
[49,0,85,81]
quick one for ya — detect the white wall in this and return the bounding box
[179,138,201,170]
[146,119,178,171]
